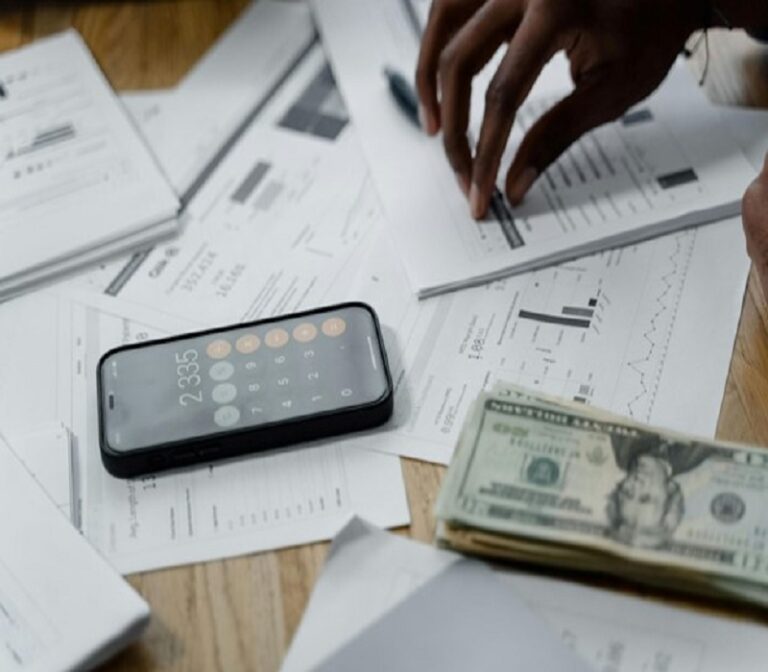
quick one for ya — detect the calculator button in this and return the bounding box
[214,405,240,428]
[340,388,353,398]
[209,361,235,381]
[206,339,232,359]
[322,317,346,337]
[236,334,261,354]
[265,328,290,348]
[293,322,318,343]
[212,383,237,404]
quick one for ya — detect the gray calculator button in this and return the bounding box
[212,383,237,404]
[214,405,240,428]
[209,361,235,381]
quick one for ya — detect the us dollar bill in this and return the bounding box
[437,383,768,601]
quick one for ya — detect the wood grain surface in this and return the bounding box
[2,3,768,669]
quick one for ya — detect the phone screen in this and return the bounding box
[100,305,389,453]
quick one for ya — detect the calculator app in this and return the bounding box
[100,305,389,452]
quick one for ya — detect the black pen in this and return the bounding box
[383,66,421,128]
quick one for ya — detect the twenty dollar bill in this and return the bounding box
[436,384,768,605]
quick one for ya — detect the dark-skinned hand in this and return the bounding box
[743,156,768,300]
[415,0,708,219]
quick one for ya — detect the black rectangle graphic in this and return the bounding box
[519,310,591,329]
[562,307,594,318]
[657,168,698,190]
[231,161,271,204]
[622,109,653,126]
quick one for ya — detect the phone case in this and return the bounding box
[97,302,393,478]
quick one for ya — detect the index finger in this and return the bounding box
[469,9,564,218]
[415,0,485,135]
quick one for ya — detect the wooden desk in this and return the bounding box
[2,3,768,670]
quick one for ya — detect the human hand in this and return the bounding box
[415,0,708,218]
[743,157,768,299]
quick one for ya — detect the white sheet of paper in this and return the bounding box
[282,519,768,672]
[719,104,768,169]
[0,433,149,671]
[333,216,748,465]
[311,558,590,672]
[0,31,179,299]
[311,0,756,298]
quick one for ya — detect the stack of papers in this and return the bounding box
[0,31,179,300]
[0,433,149,671]
[312,0,757,297]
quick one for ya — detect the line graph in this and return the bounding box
[622,231,697,421]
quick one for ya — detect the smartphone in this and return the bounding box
[97,302,393,478]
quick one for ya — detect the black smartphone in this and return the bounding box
[97,302,393,478]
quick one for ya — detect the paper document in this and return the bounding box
[312,558,589,672]
[104,45,376,326]
[132,0,315,199]
[0,31,180,299]
[0,433,149,671]
[336,216,748,464]
[312,0,756,297]
[283,519,768,672]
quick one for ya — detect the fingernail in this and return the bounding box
[455,172,469,197]
[509,167,538,205]
[470,183,483,219]
[418,104,435,135]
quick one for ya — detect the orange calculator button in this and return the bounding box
[236,333,261,354]
[206,339,232,359]
[321,317,347,337]
[264,328,290,348]
[293,323,318,343]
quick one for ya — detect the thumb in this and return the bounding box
[743,170,768,264]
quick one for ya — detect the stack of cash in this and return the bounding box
[436,383,768,607]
